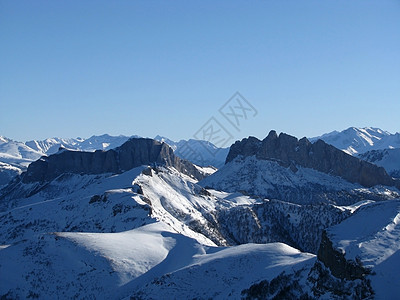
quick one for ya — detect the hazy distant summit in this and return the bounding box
[311,127,400,155]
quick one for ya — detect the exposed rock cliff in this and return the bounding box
[317,231,369,280]
[226,130,400,189]
[21,138,203,183]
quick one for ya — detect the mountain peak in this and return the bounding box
[21,138,203,184]
[226,131,399,189]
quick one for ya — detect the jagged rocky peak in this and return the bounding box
[226,130,400,189]
[22,138,203,183]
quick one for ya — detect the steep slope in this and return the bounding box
[359,148,400,178]
[312,127,400,155]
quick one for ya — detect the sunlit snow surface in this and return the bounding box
[1,162,399,298]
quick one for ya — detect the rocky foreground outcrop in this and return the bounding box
[21,138,203,183]
[226,130,400,189]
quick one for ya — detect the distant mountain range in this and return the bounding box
[311,127,400,155]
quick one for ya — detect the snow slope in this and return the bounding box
[131,242,316,299]
[327,200,400,299]
[311,127,400,155]
[0,220,316,299]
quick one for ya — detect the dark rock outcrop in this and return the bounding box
[226,130,400,189]
[317,231,370,280]
[22,138,203,183]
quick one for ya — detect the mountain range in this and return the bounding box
[0,128,400,298]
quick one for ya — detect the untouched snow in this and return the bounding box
[129,241,316,299]
[327,200,400,299]
[58,223,177,285]
[0,219,316,299]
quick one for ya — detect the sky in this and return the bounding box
[1,0,399,143]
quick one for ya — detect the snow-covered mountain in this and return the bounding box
[1,134,399,298]
[311,127,400,155]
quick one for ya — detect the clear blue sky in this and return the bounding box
[1,0,399,142]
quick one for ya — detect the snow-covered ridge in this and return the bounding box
[311,127,400,155]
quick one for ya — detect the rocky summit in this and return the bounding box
[226,130,400,189]
[22,138,203,183]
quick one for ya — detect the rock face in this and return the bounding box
[226,130,400,189]
[317,231,369,280]
[22,138,203,183]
